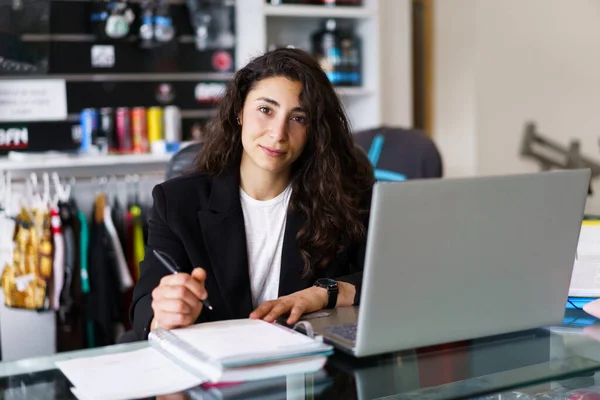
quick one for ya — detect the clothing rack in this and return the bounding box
[0,169,163,361]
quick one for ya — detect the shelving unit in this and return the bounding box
[235,0,383,132]
[0,153,172,179]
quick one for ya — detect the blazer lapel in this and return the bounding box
[197,169,254,319]
[279,210,311,297]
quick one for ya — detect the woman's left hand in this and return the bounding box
[250,281,356,325]
[250,286,328,325]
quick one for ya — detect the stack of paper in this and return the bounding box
[56,347,204,400]
[56,319,331,400]
[570,222,600,297]
[150,319,332,383]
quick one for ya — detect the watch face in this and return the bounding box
[316,278,337,288]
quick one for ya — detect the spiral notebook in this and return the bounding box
[148,318,333,383]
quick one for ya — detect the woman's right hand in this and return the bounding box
[150,267,208,330]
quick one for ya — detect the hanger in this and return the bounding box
[133,174,140,205]
[108,175,118,204]
[125,174,134,207]
[51,172,69,204]
[67,177,75,201]
[99,176,108,195]
[42,172,50,208]
[0,171,10,216]
[6,172,11,216]
[94,176,108,224]
[28,172,40,209]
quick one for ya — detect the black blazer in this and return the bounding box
[130,169,370,340]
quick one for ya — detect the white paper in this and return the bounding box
[0,80,67,122]
[570,224,600,296]
[171,319,320,361]
[56,347,205,400]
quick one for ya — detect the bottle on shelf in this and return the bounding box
[164,105,182,154]
[339,27,362,87]
[77,105,180,156]
[97,108,113,155]
[311,19,362,87]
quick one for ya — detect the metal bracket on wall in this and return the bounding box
[520,121,600,194]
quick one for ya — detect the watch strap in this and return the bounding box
[325,285,339,309]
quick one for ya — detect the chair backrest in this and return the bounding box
[165,142,203,180]
[353,126,443,180]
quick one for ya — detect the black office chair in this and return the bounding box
[165,141,204,180]
[353,126,443,180]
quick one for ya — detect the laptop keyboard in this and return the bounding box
[324,324,358,343]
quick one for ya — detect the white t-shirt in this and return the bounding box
[240,185,293,308]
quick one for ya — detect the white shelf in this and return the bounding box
[335,87,374,97]
[0,153,172,179]
[236,0,384,131]
[264,4,376,18]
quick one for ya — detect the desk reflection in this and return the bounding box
[155,371,332,400]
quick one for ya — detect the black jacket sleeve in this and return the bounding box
[129,184,192,340]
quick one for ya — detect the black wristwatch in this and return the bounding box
[313,278,339,309]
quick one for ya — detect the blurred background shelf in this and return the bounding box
[0,153,172,179]
[336,87,375,96]
[264,4,376,18]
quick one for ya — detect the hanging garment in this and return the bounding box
[77,210,90,295]
[130,205,145,280]
[58,201,75,316]
[111,197,128,266]
[50,206,65,311]
[56,199,85,352]
[77,206,94,348]
[124,209,136,281]
[104,205,133,291]
[1,206,52,310]
[86,194,125,346]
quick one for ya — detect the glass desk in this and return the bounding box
[2,309,600,400]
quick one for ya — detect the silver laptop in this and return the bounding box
[305,170,590,357]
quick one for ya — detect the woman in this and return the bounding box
[131,48,374,340]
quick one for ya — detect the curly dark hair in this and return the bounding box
[195,47,375,277]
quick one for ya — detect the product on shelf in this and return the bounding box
[311,19,362,87]
[147,107,164,145]
[185,0,235,51]
[154,0,176,44]
[131,107,148,154]
[164,105,182,153]
[115,107,132,153]
[90,0,136,40]
[79,105,182,155]
[97,108,113,155]
[139,0,155,48]
[80,108,98,154]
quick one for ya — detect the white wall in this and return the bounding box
[379,0,413,128]
[433,0,477,177]
[434,0,600,212]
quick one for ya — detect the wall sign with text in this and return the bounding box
[0,80,67,122]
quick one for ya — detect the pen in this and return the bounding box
[152,249,213,311]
